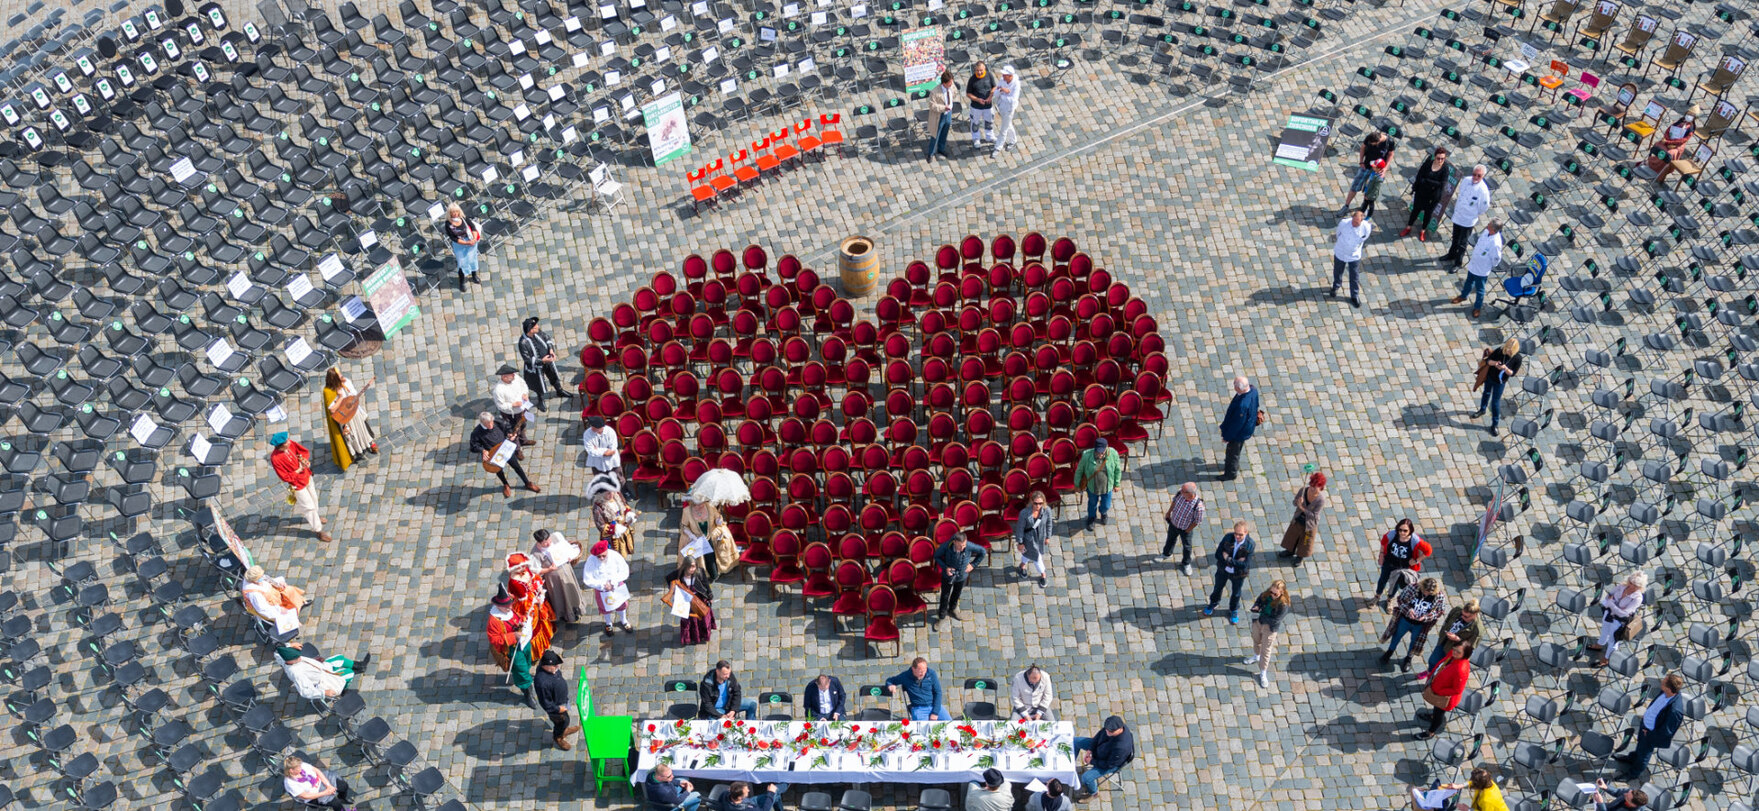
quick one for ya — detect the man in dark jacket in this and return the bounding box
[1615,673,1685,779]
[717,781,788,811]
[802,673,847,720]
[933,535,986,623]
[1218,376,1260,480]
[1072,715,1134,801]
[532,650,578,750]
[469,411,539,498]
[643,763,701,811]
[1202,520,1255,623]
[697,660,758,720]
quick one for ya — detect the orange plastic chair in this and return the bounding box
[706,156,737,196]
[770,127,801,168]
[1537,59,1568,101]
[731,149,760,187]
[687,165,717,211]
[795,118,823,161]
[753,135,781,174]
[818,113,846,157]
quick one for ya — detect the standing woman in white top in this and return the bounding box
[1015,490,1053,587]
[532,529,586,624]
[993,65,1022,152]
[1592,572,1647,667]
[1330,208,1372,308]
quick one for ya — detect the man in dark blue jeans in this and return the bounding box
[1071,715,1133,801]
[1202,521,1255,623]
[923,71,955,163]
[884,657,952,720]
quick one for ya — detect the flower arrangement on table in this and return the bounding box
[640,718,1065,770]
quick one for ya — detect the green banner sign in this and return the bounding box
[641,90,693,167]
[361,256,421,339]
[1272,113,1332,172]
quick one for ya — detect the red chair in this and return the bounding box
[801,542,836,600]
[772,128,802,169]
[831,561,869,622]
[886,558,930,625]
[629,430,667,485]
[858,502,891,535]
[877,530,910,561]
[817,113,846,157]
[857,443,891,473]
[1047,438,1078,492]
[1002,469,1033,521]
[1051,237,1077,268]
[823,504,855,537]
[977,483,1012,548]
[1024,453,1057,507]
[863,585,901,658]
[904,470,937,508]
[908,537,941,595]
[904,261,933,308]
[681,456,709,488]
[711,248,737,279]
[823,448,853,480]
[900,445,932,471]
[975,440,1008,483]
[658,439,691,491]
[697,422,728,458]
[737,509,776,569]
[901,504,933,538]
[739,244,767,272]
[769,531,807,598]
[1116,390,1150,442]
[786,472,820,505]
[991,233,1016,265]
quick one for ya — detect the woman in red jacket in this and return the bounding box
[1416,644,1472,740]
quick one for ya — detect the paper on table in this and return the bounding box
[205,339,235,369]
[169,156,197,183]
[427,201,446,220]
[1411,788,1459,809]
[565,15,582,30]
[521,165,541,181]
[670,585,694,618]
[206,402,233,434]
[481,166,498,183]
[572,51,591,67]
[563,125,579,144]
[265,403,288,422]
[130,413,160,445]
[189,433,212,462]
[1024,779,1047,793]
[510,149,526,167]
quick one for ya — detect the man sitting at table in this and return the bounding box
[1071,716,1134,802]
[1011,665,1055,721]
[884,656,952,720]
[802,673,847,721]
[697,659,759,719]
[965,768,1012,811]
[717,781,789,811]
[644,763,701,811]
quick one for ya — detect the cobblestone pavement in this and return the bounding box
[5,0,1753,808]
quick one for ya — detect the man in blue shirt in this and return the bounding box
[1218,376,1260,481]
[696,660,758,720]
[1071,715,1134,801]
[644,763,702,811]
[884,657,951,720]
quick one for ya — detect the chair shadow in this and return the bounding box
[453,718,557,760]
[465,760,591,804]
[1149,649,1246,679]
[1307,714,1419,753]
[1067,552,1160,578]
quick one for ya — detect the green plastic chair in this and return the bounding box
[583,715,634,797]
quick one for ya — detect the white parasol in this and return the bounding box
[686,468,750,506]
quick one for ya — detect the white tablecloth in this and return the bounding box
[631,719,1079,786]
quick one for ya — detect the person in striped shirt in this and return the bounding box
[1161,483,1206,576]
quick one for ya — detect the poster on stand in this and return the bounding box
[1272,113,1332,171]
[902,27,945,93]
[642,91,693,166]
[362,256,420,339]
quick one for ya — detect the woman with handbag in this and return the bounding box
[1243,579,1291,689]
[531,529,586,625]
[1015,490,1053,587]
[1591,572,1647,667]
[1416,643,1472,739]
[1278,472,1327,564]
[1470,339,1523,436]
[592,488,638,558]
[677,498,733,581]
[663,557,717,645]
[321,367,378,472]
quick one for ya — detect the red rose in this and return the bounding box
[851,725,861,733]
[900,719,910,726]
[901,731,911,740]
[932,740,942,749]
[748,727,756,735]
[646,724,657,733]
[820,738,830,746]
[723,719,734,728]
[676,719,687,728]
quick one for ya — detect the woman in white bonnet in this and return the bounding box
[993,64,1023,152]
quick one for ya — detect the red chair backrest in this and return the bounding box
[866,584,897,615]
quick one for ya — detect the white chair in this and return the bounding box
[590,163,625,210]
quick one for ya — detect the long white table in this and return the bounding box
[631,719,1080,786]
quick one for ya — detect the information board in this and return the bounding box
[1272,113,1333,172]
[362,256,420,339]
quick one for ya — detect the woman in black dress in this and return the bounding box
[1401,147,1454,240]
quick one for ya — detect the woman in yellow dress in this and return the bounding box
[322,368,379,471]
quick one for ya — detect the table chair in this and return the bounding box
[961,678,1000,720]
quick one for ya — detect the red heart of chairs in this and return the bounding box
[579,238,1168,655]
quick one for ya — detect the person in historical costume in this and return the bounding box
[486,583,545,710]
[531,528,586,624]
[322,367,379,471]
[663,556,716,646]
[277,645,368,700]
[269,431,332,543]
[505,552,556,661]
[677,498,734,581]
[578,540,633,639]
[591,483,638,558]
[240,564,308,643]
[517,317,567,411]
[1278,472,1327,565]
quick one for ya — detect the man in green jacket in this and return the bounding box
[1416,599,1484,681]
[1074,438,1124,530]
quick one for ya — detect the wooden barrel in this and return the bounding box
[838,236,878,297]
